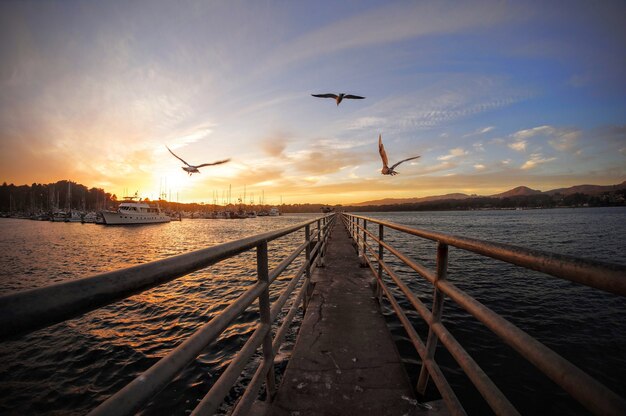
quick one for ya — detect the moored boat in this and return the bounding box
[100,197,170,225]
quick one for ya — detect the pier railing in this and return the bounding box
[342,213,626,416]
[0,213,335,415]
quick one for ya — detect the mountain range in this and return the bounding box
[353,181,626,206]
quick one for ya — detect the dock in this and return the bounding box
[265,220,431,416]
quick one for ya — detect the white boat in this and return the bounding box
[100,197,170,225]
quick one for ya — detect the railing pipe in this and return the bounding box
[233,269,311,416]
[370,257,466,416]
[88,281,267,416]
[191,322,270,416]
[0,216,333,340]
[346,213,626,415]
[377,223,384,301]
[417,242,448,394]
[438,279,626,416]
[304,224,312,310]
[257,242,276,398]
[363,243,518,415]
[347,214,626,296]
[269,240,307,283]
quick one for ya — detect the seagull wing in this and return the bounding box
[344,94,365,99]
[378,135,389,167]
[312,93,339,99]
[390,155,421,171]
[195,159,231,168]
[166,145,191,166]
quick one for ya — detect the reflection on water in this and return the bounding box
[0,214,317,415]
[0,208,625,415]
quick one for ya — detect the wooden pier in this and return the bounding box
[264,220,440,416]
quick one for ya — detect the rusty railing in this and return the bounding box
[342,212,626,416]
[0,213,335,415]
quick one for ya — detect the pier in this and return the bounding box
[1,213,626,415]
[264,219,428,416]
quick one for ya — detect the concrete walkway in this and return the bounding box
[265,219,421,416]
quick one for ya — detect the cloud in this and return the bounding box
[344,77,530,136]
[265,1,525,70]
[463,126,495,137]
[512,125,554,140]
[509,125,582,153]
[437,147,468,161]
[548,129,581,151]
[474,164,486,171]
[521,153,556,170]
[260,132,290,157]
[508,140,527,152]
[347,116,386,131]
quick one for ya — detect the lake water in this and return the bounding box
[0,207,625,415]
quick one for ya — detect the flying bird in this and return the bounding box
[311,93,365,106]
[378,134,420,176]
[166,145,230,176]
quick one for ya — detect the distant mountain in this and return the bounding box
[490,186,542,198]
[352,193,471,206]
[351,181,626,206]
[546,181,626,196]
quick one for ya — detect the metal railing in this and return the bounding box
[0,213,335,415]
[342,213,626,416]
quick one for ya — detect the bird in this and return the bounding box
[378,134,420,176]
[311,93,365,106]
[166,145,230,176]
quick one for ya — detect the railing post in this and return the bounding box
[256,241,276,398]
[376,223,384,302]
[360,219,367,267]
[316,219,323,267]
[355,218,360,254]
[304,224,312,310]
[417,242,448,395]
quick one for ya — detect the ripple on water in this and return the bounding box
[1,209,625,415]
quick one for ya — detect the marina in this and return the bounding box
[1,208,625,415]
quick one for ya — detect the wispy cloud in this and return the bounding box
[265,1,526,70]
[509,140,527,152]
[509,125,582,153]
[521,153,556,170]
[463,126,495,137]
[437,147,468,161]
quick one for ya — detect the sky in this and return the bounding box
[1,1,625,205]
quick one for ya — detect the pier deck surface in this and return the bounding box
[265,220,422,416]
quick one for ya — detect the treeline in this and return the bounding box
[341,191,626,213]
[0,181,114,213]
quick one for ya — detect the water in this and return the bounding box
[0,208,625,415]
[363,208,626,415]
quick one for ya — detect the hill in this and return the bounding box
[352,181,626,206]
[353,193,471,207]
[490,186,542,198]
[546,181,626,196]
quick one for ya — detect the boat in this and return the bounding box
[51,210,69,222]
[269,207,280,216]
[100,197,170,225]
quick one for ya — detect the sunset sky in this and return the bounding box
[1,1,625,204]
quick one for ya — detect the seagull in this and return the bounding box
[378,134,420,176]
[311,93,365,106]
[166,145,230,176]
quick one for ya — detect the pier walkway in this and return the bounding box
[265,220,427,416]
